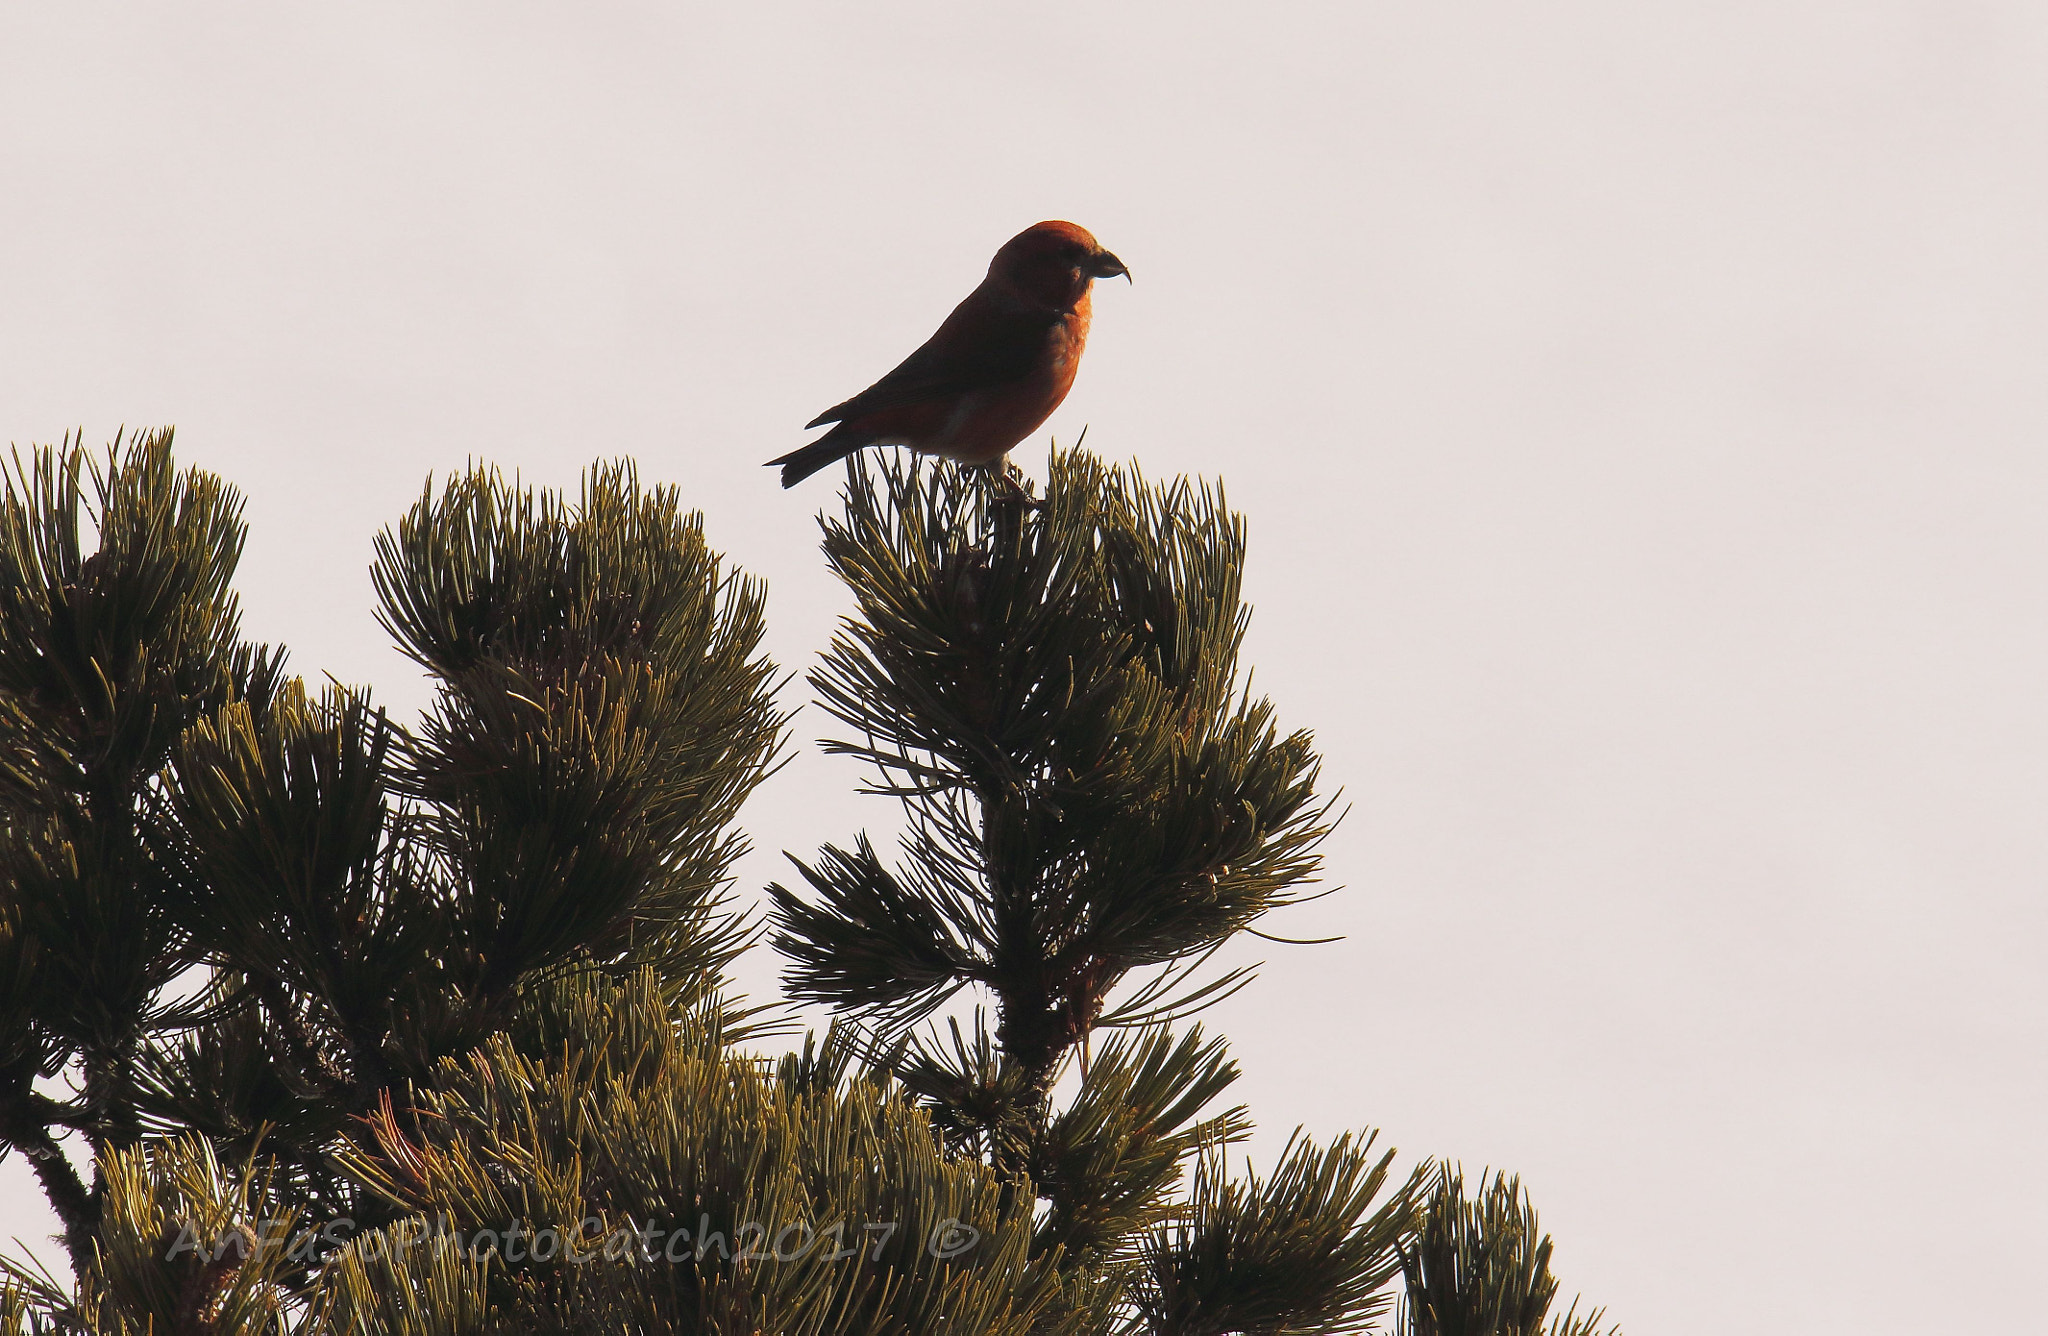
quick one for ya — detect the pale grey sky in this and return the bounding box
[4,4,2044,1330]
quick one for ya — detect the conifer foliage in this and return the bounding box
[0,432,1616,1333]
[774,454,1330,1078]
[1396,1169,1619,1336]
[769,453,1411,1328]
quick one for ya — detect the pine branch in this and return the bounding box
[372,461,784,999]
[0,1081,96,1276]
[1126,1130,1414,1336]
[779,448,1336,1107]
[250,976,350,1102]
[1398,1166,1617,1336]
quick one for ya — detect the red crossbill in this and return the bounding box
[771,220,1128,488]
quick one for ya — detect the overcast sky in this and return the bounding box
[4,4,2045,1331]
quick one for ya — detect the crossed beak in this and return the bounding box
[1088,250,1131,283]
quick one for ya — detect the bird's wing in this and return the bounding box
[806,299,1062,429]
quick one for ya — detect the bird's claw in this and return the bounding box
[994,461,1046,511]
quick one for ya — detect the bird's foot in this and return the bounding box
[993,461,1045,511]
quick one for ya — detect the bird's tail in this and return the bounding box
[768,427,869,489]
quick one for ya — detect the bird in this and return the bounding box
[770,220,1128,489]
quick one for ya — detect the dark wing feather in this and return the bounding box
[806,303,1061,429]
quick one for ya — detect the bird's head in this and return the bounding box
[990,220,1129,311]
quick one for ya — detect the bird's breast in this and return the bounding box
[931,310,1091,464]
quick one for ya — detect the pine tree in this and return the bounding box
[1,432,283,1269]
[0,432,1617,1333]
[767,452,1411,1331]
